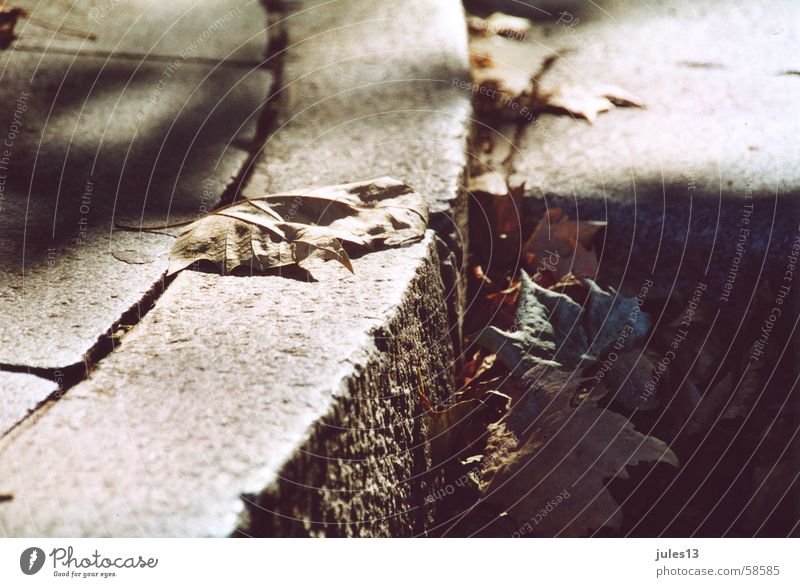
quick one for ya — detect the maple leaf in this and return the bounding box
[471,58,535,113]
[419,365,508,468]
[582,278,651,357]
[477,272,650,376]
[168,177,428,276]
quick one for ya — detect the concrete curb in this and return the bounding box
[0,0,472,536]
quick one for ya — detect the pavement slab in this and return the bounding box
[243,0,473,351]
[0,2,271,369]
[0,0,472,536]
[241,0,471,220]
[0,371,57,437]
[11,0,266,63]
[503,0,800,296]
[0,235,453,537]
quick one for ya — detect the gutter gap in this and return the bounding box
[501,53,560,177]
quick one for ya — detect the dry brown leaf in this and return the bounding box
[522,208,606,282]
[458,349,496,387]
[427,398,484,467]
[458,349,484,385]
[539,83,645,123]
[420,367,501,467]
[474,364,677,536]
[471,264,493,286]
[168,177,428,276]
[482,279,521,331]
[472,353,498,382]
[469,171,524,258]
[568,239,601,281]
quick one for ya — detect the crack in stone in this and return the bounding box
[2,0,285,429]
[220,0,288,206]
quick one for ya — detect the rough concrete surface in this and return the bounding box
[507,0,800,296]
[0,371,57,437]
[237,0,472,533]
[242,0,471,225]
[0,235,452,537]
[0,0,472,536]
[0,2,270,369]
[242,0,473,355]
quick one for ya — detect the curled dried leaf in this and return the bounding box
[168,177,428,276]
